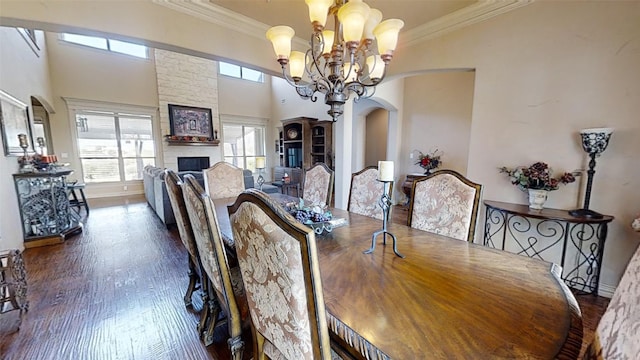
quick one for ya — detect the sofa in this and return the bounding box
[143,165,278,227]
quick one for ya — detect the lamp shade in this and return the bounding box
[362,8,382,40]
[256,157,265,169]
[373,19,404,56]
[321,30,334,55]
[289,51,306,79]
[580,127,613,154]
[306,0,334,29]
[266,26,295,60]
[337,1,370,43]
[366,55,384,80]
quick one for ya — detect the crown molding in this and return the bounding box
[154,0,533,51]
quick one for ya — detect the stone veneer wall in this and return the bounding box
[154,49,221,170]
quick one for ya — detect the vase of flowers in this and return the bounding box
[499,162,576,210]
[416,150,442,175]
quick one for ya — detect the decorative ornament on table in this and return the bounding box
[499,162,576,210]
[415,149,442,175]
[283,198,345,234]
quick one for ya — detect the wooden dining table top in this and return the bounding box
[213,195,583,359]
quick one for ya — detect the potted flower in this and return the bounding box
[499,162,576,210]
[416,150,442,175]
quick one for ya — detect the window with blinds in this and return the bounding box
[75,111,155,183]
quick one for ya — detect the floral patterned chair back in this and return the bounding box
[182,174,248,358]
[303,163,334,206]
[164,169,201,307]
[347,166,390,220]
[408,170,482,242]
[228,189,333,360]
[203,161,245,200]
[584,244,640,359]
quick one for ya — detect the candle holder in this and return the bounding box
[364,180,404,258]
[36,137,46,155]
[17,133,33,173]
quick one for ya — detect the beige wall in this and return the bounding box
[364,108,388,167]
[0,28,53,251]
[402,71,474,178]
[394,1,640,292]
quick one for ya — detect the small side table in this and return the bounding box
[281,182,301,197]
[402,174,428,206]
[0,249,29,333]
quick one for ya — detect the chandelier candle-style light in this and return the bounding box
[266,0,404,122]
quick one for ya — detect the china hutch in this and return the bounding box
[277,117,333,170]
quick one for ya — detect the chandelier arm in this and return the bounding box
[308,33,327,80]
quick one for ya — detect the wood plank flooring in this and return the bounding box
[1,196,608,359]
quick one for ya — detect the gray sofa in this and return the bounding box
[142,165,278,227]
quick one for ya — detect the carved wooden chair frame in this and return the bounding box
[228,189,334,359]
[182,174,245,358]
[407,169,482,242]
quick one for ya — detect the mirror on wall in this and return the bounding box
[30,97,53,155]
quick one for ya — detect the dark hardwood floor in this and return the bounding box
[1,196,609,359]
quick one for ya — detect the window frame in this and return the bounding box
[221,115,268,173]
[64,98,158,184]
[218,61,264,83]
[59,33,149,59]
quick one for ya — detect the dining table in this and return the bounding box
[213,194,583,359]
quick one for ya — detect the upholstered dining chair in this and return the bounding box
[203,161,245,200]
[408,169,482,242]
[347,166,391,220]
[182,174,248,358]
[164,169,202,308]
[303,163,334,206]
[583,244,640,359]
[228,189,338,360]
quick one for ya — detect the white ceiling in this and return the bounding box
[159,0,533,48]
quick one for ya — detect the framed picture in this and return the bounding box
[0,90,32,156]
[168,104,213,139]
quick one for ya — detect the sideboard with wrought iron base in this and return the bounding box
[483,200,614,295]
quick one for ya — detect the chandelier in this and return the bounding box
[266,0,404,122]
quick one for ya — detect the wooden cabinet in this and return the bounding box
[281,117,333,170]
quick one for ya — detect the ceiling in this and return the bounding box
[208,0,476,38]
[160,0,533,48]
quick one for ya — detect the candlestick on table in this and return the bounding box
[364,162,404,258]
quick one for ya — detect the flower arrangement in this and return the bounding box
[416,150,442,174]
[499,162,576,191]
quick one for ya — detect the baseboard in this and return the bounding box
[597,283,616,298]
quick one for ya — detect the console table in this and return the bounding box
[401,173,428,205]
[13,170,83,248]
[483,200,614,295]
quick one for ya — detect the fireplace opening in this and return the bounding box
[177,157,210,172]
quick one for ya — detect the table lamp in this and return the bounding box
[256,156,266,190]
[569,127,613,219]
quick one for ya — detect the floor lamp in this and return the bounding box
[569,128,613,219]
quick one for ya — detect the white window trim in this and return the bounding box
[63,97,159,183]
[220,114,268,171]
[57,33,150,60]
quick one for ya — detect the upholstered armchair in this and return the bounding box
[583,241,640,358]
[347,166,389,220]
[228,189,337,359]
[408,169,482,242]
[203,162,245,200]
[302,163,334,206]
[182,174,248,358]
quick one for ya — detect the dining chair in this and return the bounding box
[408,169,482,242]
[347,166,391,220]
[583,244,640,359]
[164,169,202,308]
[228,189,338,360]
[203,161,245,200]
[182,174,248,358]
[303,163,334,206]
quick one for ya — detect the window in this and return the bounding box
[74,110,155,183]
[60,33,148,59]
[219,61,264,83]
[223,124,266,172]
